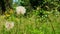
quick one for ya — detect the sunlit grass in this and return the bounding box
[0,9,60,34]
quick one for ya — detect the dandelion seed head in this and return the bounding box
[16,6,26,15]
[5,21,14,30]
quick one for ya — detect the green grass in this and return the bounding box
[0,10,60,34]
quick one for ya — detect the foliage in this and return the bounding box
[0,0,60,34]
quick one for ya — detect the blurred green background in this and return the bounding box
[0,0,60,34]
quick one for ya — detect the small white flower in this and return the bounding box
[16,6,26,15]
[5,21,14,30]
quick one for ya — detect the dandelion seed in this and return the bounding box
[16,6,26,15]
[5,21,14,30]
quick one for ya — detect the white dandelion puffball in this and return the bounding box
[16,6,26,15]
[5,21,14,30]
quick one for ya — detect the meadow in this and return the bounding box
[0,0,60,34]
[0,9,60,34]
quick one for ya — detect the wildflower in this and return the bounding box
[9,9,14,14]
[16,6,26,15]
[5,13,10,17]
[5,21,14,30]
